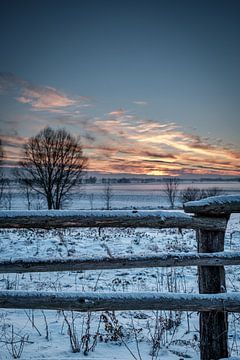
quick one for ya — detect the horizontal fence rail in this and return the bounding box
[1,252,240,273]
[0,209,227,230]
[0,290,240,313]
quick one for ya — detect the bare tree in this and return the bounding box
[3,179,12,210]
[163,177,179,209]
[89,193,94,210]
[103,180,113,210]
[18,177,34,210]
[0,177,5,205]
[20,127,88,210]
[0,140,13,209]
[0,138,7,206]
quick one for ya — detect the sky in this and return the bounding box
[0,0,239,176]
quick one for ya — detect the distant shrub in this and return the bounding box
[180,187,200,203]
[180,187,223,203]
[201,187,222,198]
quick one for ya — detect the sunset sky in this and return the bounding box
[0,0,239,176]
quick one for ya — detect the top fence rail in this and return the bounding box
[0,209,227,230]
[0,195,239,230]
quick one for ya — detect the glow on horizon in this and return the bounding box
[1,129,240,176]
[1,108,240,176]
[0,74,239,177]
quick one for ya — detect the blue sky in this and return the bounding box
[0,0,239,175]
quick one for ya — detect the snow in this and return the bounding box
[2,289,240,304]
[184,194,240,209]
[0,209,191,220]
[0,199,239,358]
[1,251,240,276]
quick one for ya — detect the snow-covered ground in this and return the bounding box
[0,211,239,359]
[0,184,240,359]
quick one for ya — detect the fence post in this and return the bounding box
[197,227,228,360]
[183,197,238,360]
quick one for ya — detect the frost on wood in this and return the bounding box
[1,251,240,273]
[184,194,240,215]
[0,209,227,230]
[0,290,240,312]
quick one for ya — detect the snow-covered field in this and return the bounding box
[0,185,240,359]
[5,181,240,210]
[0,212,240,359]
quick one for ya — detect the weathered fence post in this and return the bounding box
[197,228,228,360]
[183,196,240,360]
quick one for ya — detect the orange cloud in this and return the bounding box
[81,115,240,176]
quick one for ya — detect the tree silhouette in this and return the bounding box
[163,177,179,209]
[0,139,6,205]
[20,127,88,209]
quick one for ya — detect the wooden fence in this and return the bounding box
[0,194,240,360]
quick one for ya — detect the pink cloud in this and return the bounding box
[107,108,126,117]
[16,86,76,110]
[0,72,88,112]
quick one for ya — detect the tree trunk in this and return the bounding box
[47,196,53,210]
